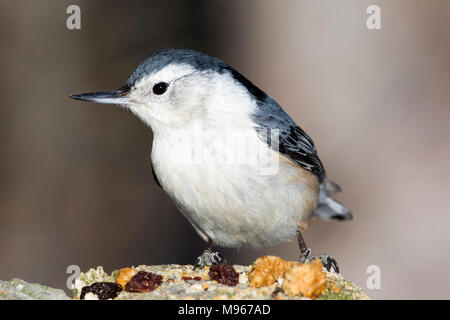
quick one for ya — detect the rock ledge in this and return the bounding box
[73,263,369,300]
[0,262,369,300]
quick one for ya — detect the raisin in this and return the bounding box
[125,271,163,293]
[209,263,239,286]
[80,282,122,300]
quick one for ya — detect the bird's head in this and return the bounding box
[71,49,266,132]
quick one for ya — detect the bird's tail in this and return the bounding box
[314,180,353,221]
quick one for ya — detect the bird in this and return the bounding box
[70,49,353,272]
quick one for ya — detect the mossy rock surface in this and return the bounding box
[0,278,70,300]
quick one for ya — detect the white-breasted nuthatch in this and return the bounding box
[71,49,352,272]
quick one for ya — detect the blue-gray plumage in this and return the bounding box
[127,49,228,87]
[70,49,353,272]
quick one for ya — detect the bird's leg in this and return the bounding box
[193,239,226,269]
[297,230,339,273]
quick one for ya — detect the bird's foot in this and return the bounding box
[193,249,226,269]
[299,248,339,273]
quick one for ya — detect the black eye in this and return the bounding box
[153,82,169,95]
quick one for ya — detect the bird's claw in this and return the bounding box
[299,248,339,273]
[193,249,226,269]
[299,248,312,263]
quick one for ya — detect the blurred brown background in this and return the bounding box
[1,0,449,299]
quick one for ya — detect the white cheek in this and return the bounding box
[172,80,207,111]
[128,101,174,128]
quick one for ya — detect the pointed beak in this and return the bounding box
[70,87,131,105]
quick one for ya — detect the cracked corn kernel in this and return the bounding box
[248,255,289,288]
[282,259,327,298]
[116,267,137,288]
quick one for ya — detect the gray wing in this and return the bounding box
[251,96,326,182]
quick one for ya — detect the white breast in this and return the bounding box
[150,122,319,248]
